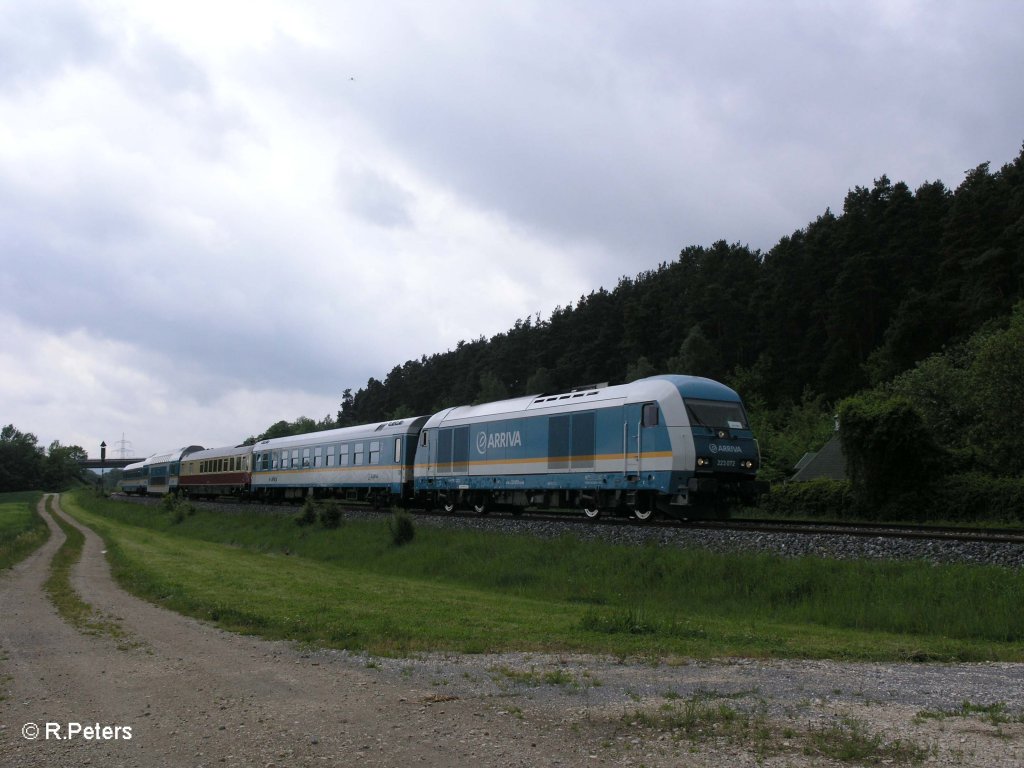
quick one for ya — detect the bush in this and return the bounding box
[838,392,946,518]
[930,473,1024,523]
[295,499,318,527]
[159,493,196,523]
[318,504,343,529]
[760,479,853,519]
[388,509,415,546]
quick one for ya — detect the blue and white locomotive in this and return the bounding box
[413,375,760,519]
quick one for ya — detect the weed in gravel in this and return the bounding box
[627,697,928,765]
[916,700,1022,726]
[489,664,583,690]
[625,694,770,752]
[806,716,929,764]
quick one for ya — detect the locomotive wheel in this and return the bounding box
[633,508,654,521]
[473,501,488,516]
[443,502,456,513]
[583,506,600,520]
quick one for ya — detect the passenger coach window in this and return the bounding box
[369,441,380,465]
[340,444,350,466]
[354,443,364,465]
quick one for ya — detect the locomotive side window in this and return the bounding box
[642,403,659,427]
[452,426,469,472]
[547,415,570,469]
[438,429,453,470]
[571,412,595,468]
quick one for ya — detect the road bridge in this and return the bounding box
[78,458,145,470]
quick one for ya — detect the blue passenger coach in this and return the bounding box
[251,416,429,505]
[117,446,203,496]
[413,375,760,519]
[118,459,149,495]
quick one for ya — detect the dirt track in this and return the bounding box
[1,495,1023,767]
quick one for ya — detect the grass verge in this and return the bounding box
[0,491,48,570]
[62,491,1024,660]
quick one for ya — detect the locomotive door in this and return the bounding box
[623,403,643,476]
[623,402,659,476]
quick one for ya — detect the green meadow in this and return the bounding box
[0,491,47,571]
[62,492,1024,661]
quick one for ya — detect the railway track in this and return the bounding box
[401,504,1024,546]
[121,494,1024,546]
[690,518,1024,546]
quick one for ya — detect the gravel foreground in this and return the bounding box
[0,495,1021,767]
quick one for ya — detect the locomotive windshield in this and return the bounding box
[684,398,748,430]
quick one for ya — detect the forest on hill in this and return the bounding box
[262,144,1020,478]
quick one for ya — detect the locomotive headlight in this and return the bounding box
[696,457,711,468]
[741,460,755,469]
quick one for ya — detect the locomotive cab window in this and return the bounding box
[684,398,749,430]
[642,403,659,427]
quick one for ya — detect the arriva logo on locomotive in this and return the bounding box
[476,429,523,454]
[708,443,744,454]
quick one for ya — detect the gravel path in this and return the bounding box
[0,495,1022,767]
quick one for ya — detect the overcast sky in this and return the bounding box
[2,0,1022,459]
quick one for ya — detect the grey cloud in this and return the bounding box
[0,0,111,90]
[260,2,1024,267]
[343,168,414,229]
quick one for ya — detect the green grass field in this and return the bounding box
[0,491,47,570]
[63,492,1024,661]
